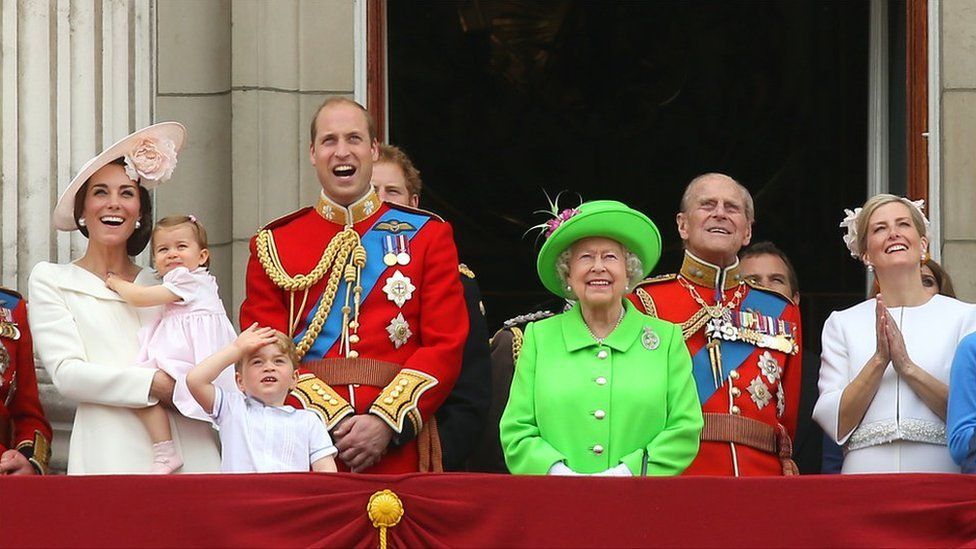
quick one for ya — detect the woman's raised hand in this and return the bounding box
[884,310,917,376]
[874,295,891,366]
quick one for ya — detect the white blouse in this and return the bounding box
[813,295,976,473]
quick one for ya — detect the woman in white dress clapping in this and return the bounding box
[813,194,976,473]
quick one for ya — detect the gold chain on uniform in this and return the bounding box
[256,227,365,360]
[677,276,745,340]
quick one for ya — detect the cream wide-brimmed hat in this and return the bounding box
[53,122,187,231]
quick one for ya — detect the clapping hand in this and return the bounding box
[874,295,891,366]
[884,309,916,376]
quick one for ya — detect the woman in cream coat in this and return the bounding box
[28,123,220,474]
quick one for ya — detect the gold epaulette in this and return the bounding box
[744,279,796,306]
[636,273,677,286]
[385,202,445,222]
[458,263,475,279]
[510,326,525,364]
[258,206,313,232]
[634,288,658,318]
[369,369,438,434]
[291,373,354,429]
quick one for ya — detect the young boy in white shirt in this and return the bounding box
[187,324,337,473]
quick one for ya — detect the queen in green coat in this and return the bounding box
[500,200,703,476]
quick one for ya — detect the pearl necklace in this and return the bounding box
[585,307,625,345]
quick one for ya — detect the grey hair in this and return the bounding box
[555,245,645,300]
[680,172,755,222]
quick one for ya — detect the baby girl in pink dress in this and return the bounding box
[106,215,238,473]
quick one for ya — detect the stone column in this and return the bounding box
[940,0,976,300]
[0,0,154,472]
[229,0,356,324]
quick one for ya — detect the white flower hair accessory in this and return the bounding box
[123,136,178,184]
[839,198,930,258]
[839,207,863,258]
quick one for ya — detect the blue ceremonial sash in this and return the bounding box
[296,209,430,361]
[690,288,788,405]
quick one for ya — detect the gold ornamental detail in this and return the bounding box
[367,489,404,549]
[256,227,364,360]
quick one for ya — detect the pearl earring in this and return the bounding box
[135,220,142,229]
[866,264,875,274]
[77,218,86,227]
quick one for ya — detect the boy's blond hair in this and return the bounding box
[235,330,300,372]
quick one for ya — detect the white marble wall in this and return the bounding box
[940,0,976,301]
[153,0,356,325]
[0,0,154,472]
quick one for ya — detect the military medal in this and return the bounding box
[0,345,8,376]
[383,235,398,266]
[0,321,20,341]
[641,326,660,350]
[382,270,415,308]
[396,234,411,265]
[386,313,412,349]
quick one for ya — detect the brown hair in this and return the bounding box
[73,157,154,256]
[309,97,377,143]
[740,241,800,296]
[377,144,423,198]
[854,194,928,260]
[924,258,956,298]
[152,215,211,269]
[235,330,300,372]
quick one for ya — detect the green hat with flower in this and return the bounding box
[535,198,662,297]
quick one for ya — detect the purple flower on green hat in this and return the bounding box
[544,208,580,238]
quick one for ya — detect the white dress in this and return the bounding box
[137,266,238,422]
[813,295,976,473]
[27,262,221,475]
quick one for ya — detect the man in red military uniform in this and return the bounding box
[0,287,52,475]
[241,98,467,473]
[627,173,801,476]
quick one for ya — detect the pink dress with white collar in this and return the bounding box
[137,266,239,422]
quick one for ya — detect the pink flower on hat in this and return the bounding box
[544,208,580,238]
[123,136,178,183]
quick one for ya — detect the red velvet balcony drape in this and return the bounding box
[4,473,975,547]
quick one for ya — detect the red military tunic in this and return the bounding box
[241,189,467,473]
[0,288,52,474]
[627,252,802,476]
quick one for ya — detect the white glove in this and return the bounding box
[594,463,633,477]
[547,461,580,476]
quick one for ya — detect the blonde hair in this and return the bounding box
[854,194,928,259]
[235,330,300,372]
[152,215,210,269]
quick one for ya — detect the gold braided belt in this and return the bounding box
[255,227,366,360]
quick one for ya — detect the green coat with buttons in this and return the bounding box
[500,299,703,475]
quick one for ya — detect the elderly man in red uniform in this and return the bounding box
[240,98,467,473]
[627,173,802,476]
[0,287,52,475]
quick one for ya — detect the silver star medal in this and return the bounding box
[641,326,660,350]
[382,270,415,308]
[386,313,412,349]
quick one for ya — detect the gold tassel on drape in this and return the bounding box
[367,490,404,549]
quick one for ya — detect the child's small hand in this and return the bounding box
[104,272,119,291]
[233,323,278,356]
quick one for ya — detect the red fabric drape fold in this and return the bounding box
[3,473,975,547]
